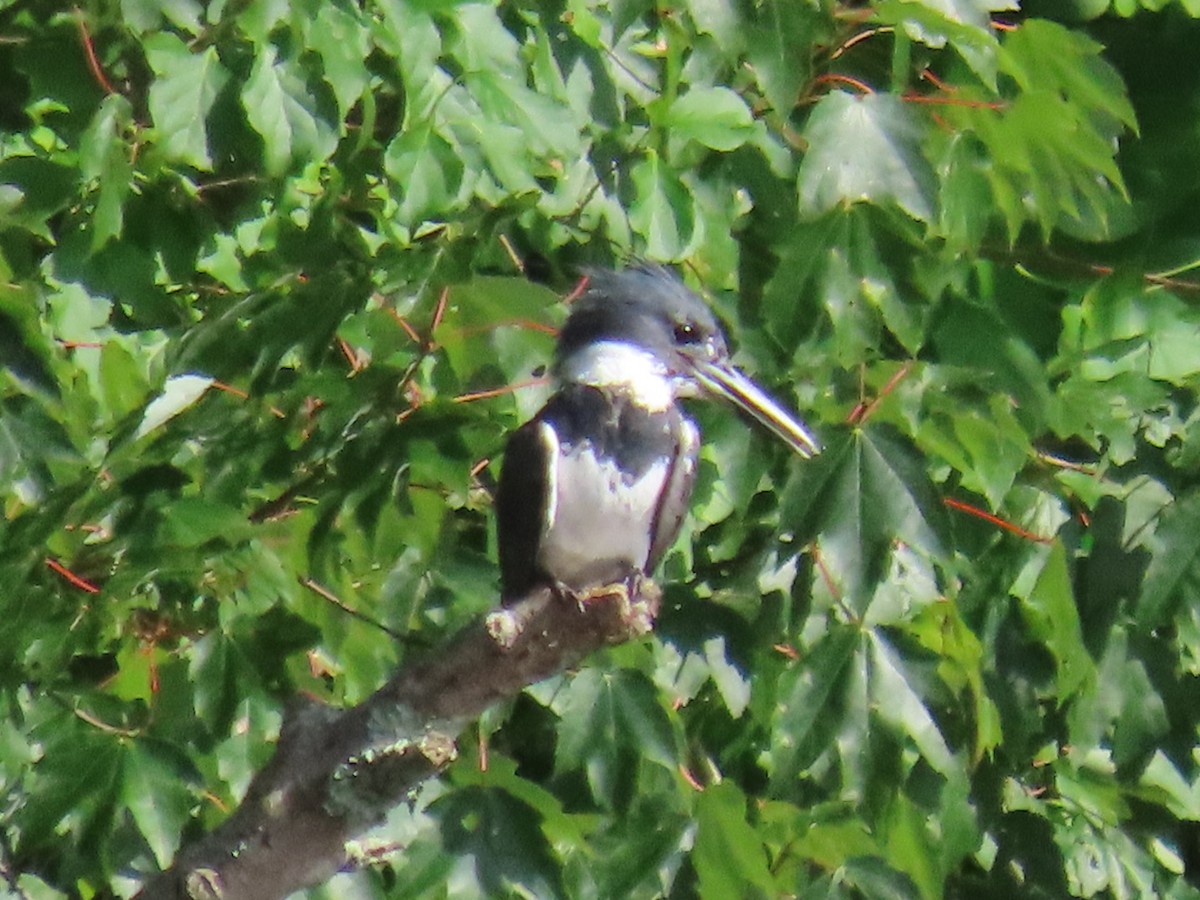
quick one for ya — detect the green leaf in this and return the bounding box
[905,603,1002,761]
[782,427,952,604]
[917,400,1031,510]
[761,213,926,361]
[307,3,370,118]
[745,1,823,114]
[434,786,565,898]
[463,70,583,161]
[553,667,679,805]
[135,374,214,438]
[937,134,994,248]
[454,753,590,849]
[80,94,134,248]
[384,123,465,226]
[629,151,698,260]
[241,46,336,175]
[1000,19,1137,132]
[160,497,248,546]
[769,624,860,787]
[1137,490,1200,629]
[1073,282,1200,386]
[122,742,196,868]
[665,86,756,151]
[1138,751,1200,821]
[693,782,776,897]
[837,855,923,900]
[19,720,123,853]
[930,301,1051,427]
[869,633,956,776]
[375,0,442,107]
[874,0,1008,87]
[797,92,935,221]
[144,32,230,169]
[1011,542,1094,700]
[1068,626,1167,766]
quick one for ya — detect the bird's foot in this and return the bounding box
[568,566,648,609]
[570,580,631,612]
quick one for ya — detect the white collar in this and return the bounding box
[556,341,675,411]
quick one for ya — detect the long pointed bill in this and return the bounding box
[694,362,821,459]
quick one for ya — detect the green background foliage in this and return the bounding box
[3,0,1200,896]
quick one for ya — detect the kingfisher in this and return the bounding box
[496,264,820,605]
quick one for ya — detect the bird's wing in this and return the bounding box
[646,416,699,575]
[496,418,558,602]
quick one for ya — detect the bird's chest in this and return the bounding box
[536,397,684,589]
[537,446,669,590]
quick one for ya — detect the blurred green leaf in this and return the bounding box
[242,46,336,175]
[308,4,370,118]
[1011,542,1095,700]
[160,497,248,546]
[769,624,860,788]
[797,92,935,222]
[693,781,776,897]
[554,667,679,805]
[434,785,565,898]
[665,86,756,151]
[746,2,823,114]
[384,123,465,227]
[1137,489,1200,629]
[144,33,230,169]
[629,151,697,260]
[122,741,197,868]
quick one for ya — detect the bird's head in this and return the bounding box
[555,265,821,458]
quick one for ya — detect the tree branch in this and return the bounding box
[135,584,659,900]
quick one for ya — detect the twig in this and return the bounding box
[46,558,101,594]
[75,8,116,95]
[943,497,1054,544]
[300,577,407,641]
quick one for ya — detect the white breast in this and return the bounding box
[535,434,668,591]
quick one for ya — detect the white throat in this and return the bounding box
[557,341,675,411]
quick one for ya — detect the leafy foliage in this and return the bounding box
[2,1,1200,897]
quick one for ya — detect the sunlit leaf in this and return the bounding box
[134,374,214,438]
[797,91,935,221]
[629,151,697,260]
[869,632,956,776]
[122,742,196,868]
[665,86,756,151]
[144,33,229,169]
[693,782,776,896]
[242,46,336,175]
[1011,542,1095,700]
[384,123,466,226]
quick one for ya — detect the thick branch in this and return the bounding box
[135,584,659,900]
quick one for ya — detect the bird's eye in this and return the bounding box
[673,321,701,344]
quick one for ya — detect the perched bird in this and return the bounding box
[496,264,819,604]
